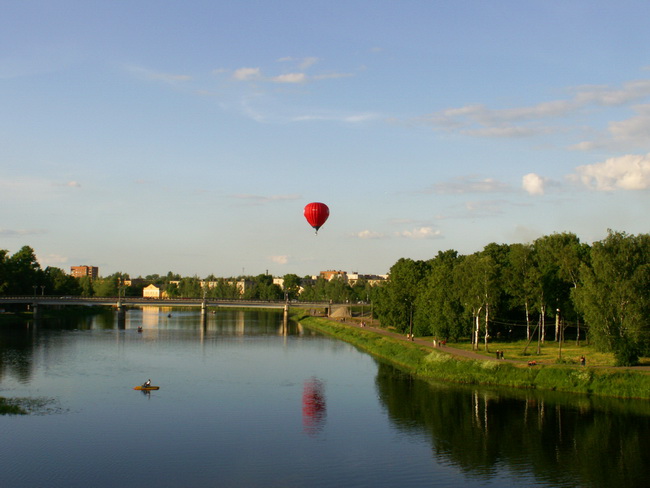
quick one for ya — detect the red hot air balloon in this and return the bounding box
[303,202,329,234]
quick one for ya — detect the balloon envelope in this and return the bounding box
[304,202,329,232]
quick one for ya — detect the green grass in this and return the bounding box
[294,312,650,400]
[448,339,650,367]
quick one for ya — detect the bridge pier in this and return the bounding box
[116,300,126,329]
[200,300,209,328]
[31,303,41,319]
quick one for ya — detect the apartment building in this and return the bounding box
[70,266,99,279]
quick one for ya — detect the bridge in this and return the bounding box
[0,296,347,329]
[0,296,339,314]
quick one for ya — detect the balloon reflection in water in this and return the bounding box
[302,377,327,436]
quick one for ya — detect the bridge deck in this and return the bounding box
[0,296,333,309]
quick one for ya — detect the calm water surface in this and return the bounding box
[1,308,649,487]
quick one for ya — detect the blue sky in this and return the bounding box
[2,1,649,278]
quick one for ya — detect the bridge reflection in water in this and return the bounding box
[0,296,340,330]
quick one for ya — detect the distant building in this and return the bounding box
[143,284,166,299]
[70,266,98,279]
[232,279,255,295]
[320,270,348,281]
[347,272,388,286]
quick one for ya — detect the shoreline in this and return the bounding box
[294,312,650,400]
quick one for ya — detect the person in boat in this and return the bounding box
[143,379,152,387]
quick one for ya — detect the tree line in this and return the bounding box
[2,229,648,364]
[0,247,377,304]
[373,230,650,366]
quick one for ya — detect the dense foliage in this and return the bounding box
[0,246,81,297]
[374,231,649,365]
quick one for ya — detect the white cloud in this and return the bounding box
[423,100,575,136]
[271,73,307,84]
[572,103,650,150]
[229,63,351,86]
[428,176,512,194]
[291,112,381,124]
[573,80,650,106]
[354,230,386,239]
[522,173,546,195]
[419,78,650,146]
[270,255,289,265]
[463,126,542,138]
[299,57,318,70]
[572,153,650,191]
[233,67,262,81]
[397,227,442,239]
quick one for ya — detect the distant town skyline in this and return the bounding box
[2,1,649,278]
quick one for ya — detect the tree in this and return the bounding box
[574,231,650,365]
[78,276,94,297]
[504,243,538,340]
[93,277,118,297]
[242,274,283,300]
[299,277,328,301]
[455,253,499,351]
[7,246,44,295]
[324,276,353,303]
[210,278,240,299]
[350,277,371,303]
[0,249,9,294]
[44,267,82,295]
[415,250,465,340]
[534,233,587,342]
[178,276,202,298]
[532,236,566,343]
[282,274,302,300]
[375,258,430,334]
[164,282,178,298]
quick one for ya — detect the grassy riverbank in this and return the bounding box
[294,313,650,400]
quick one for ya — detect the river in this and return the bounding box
[1,307,648,487]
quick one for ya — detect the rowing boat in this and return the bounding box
[133,385,160,391]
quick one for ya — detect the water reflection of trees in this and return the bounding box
[0,324,35,383]
[375,362,650,488]
[0,310,314,384]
